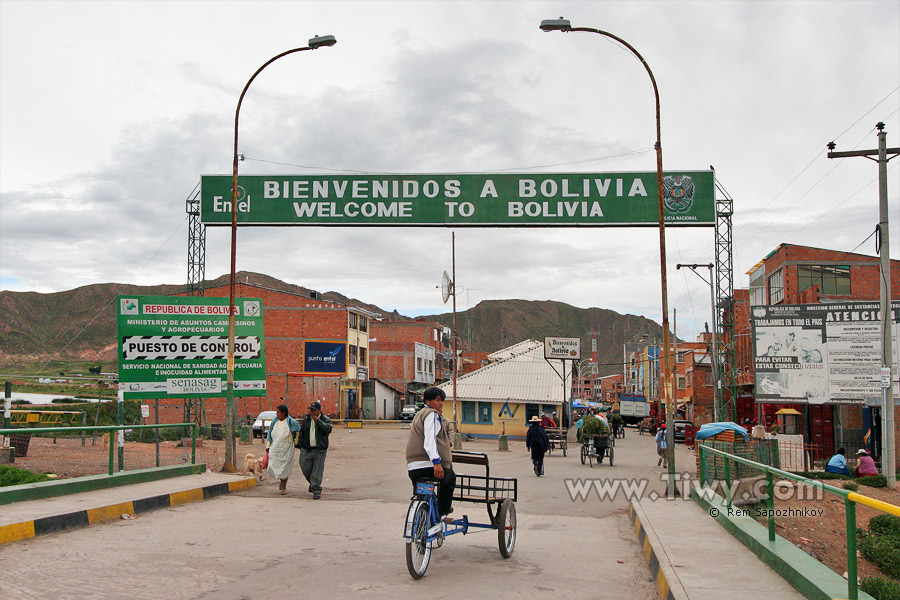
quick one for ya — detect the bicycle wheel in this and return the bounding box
[580,445,586,465]
[608,445,615,466]
[405,502,432,579]
[496,499,517,558]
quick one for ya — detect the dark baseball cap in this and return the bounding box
[309,401,322,411]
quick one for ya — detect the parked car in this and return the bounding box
[673,419,694,443]
[252,411,278,438]
[399,404,420,422]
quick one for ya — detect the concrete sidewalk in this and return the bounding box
[0,471,256,544]
[629,497,806,600]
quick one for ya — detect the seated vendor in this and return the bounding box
[825,447,851,477]
[854,448,879,477]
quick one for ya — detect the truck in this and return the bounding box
[618,394,650,425]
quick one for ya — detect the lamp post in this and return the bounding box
[540,18,676,492]
[677,263,721,422]
[223,34,337,472]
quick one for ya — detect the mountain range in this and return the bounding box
[0,272,665,375]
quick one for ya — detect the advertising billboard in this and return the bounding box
[303,340,347,375]
[117,295,266,399]
[200,171,715,227]
[751,301,900,404]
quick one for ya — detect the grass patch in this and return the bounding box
[857,475,888,488]
[0,464,53,487]
[859,514,900,580]
[860,577,900,600]
[793,471,851,481]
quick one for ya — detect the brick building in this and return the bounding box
[369,319,453,404]
[595,373,625,404]
[149,283,377,424]
[459,351,491,376]
[740,243,900,464]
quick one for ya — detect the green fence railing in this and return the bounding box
[1,423,197,476]
[698,444,900,600]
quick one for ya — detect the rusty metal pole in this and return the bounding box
[539,19,674,492]
[223,38,335,472]
[452,232,460,446]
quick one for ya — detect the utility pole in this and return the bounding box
[828,123,899,488]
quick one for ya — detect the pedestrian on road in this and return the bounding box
[297,401,332,499]
[406,386,456,517]
[825,447,851,477]
[655,423,668,468]
[266,404,301,495]
[526,415,550,476]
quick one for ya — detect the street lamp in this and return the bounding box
[677,263,721,422]
[223,34,337,472]
[540,18,676,492]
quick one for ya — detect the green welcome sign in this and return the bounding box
[200,171,714,227]
[116,295,266,399]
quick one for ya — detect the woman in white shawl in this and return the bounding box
[266,404,301,495]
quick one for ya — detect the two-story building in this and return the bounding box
[369,318,453,404]
[160,282,378,422]
[737,243,900,464]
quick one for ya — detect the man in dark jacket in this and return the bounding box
[526,416,550,477]
[297,401,332,499]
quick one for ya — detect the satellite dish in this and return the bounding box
[441,270,453,304]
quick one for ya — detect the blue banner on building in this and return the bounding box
[303,340,347,375]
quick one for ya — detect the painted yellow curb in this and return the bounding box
[87,502,136,525]
[228,478,257,492]
[170,488,204,506]
[0,521,35,544]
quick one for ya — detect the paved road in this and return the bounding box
[2,426,695,599]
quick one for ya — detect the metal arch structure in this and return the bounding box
[185,185,208,429]
[714,180,737,422]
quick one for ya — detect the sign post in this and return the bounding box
[544,337,581,427]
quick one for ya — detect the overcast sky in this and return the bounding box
[1,0,898,343]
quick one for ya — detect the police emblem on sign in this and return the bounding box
[663,175,695,214]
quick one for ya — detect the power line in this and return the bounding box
[739,87,899,242]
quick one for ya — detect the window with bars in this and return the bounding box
[348,313,358,330]
[677,375,686,390]
[348,344,357,365]
[768,269,784,304]
[359,347,367,367]
[358,315,368,332]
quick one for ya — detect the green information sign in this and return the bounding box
[200,171,714,227]
[116,295,266,399]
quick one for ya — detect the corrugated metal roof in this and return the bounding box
[440,340,566,404]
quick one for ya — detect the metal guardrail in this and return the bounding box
[0,423,197,476]
[698,444,900,600]
[9,410,84,426]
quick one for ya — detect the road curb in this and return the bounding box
[0,476,256,546]
[628,499,688,600]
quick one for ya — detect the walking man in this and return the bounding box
[526,415,549,476]
[406,387,456,517]
[298,401,332,499]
